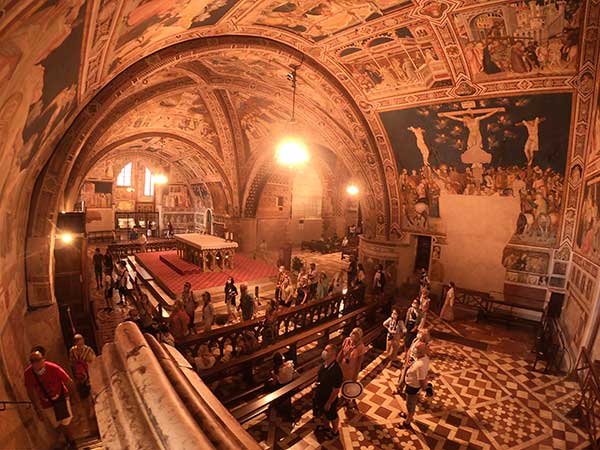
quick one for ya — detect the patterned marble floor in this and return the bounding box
[243,316,588,450]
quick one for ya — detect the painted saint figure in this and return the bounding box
[439,108,504,165]
[408,126,430,166]
[516,117,545,166]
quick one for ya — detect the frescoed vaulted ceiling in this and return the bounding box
[0,0,597,245]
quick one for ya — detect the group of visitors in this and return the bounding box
[273,259,368,310]
[224,277,259,323]
[92,248,133,311]
[168,287,215,340]
[24,335,96,450]
[264,326,367,438]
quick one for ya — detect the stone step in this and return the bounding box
[75,436,104,450]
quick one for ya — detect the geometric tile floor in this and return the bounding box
[243,320,589,449]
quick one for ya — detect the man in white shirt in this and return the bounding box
[402,343,429,428]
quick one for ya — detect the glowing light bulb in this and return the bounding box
[346,184,359,196]
[60,233,73,244]
[275,138,309,167]
[153,174,168,185]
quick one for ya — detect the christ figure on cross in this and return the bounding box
[439,107,505,165]
[515,117,545,166]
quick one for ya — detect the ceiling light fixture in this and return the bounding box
[276,59,309,168]
[153,174,168,185]
[346,184,359,196]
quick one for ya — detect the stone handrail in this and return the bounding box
[90,322,260,450]
[177,285,366,357]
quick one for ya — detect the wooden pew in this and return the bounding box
[196,300,374,383]
[178,286,366,358]
[230,322,384,423]
[440,285,544,327]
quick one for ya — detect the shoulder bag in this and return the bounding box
[33,371,70,422]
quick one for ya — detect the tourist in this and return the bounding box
[383,308,406,363]
[238,283,256,321]
[167,221,174,238]
[330,270,346,295]
[103,248,113,275]
[280,277,294,308]
[181,281,197,334]
[347,255,357,287]
[201,291,215,333]
[271,352,295,421]
[156,323,175,346]
[313,343,343,439]
[316,272,329,300]
[296,268,308,304]
[373,264,386,300]
[404,299,421,350]
[24,350,77,450]
[419,268,430,289]
[419,288,431,330]
[398,328,432,392]
[440,282,456,321]
[355,263,366,287]
[401,343,430,428]
[337,328,366,409]
[275,266,286,303]
[194,345,216,370]
[103,272,114,311]
[139,231,147,252]
[169,301,190,342]
[116,261,131,306]
[308,263,318,300]
[262,299,278,344]
[92,248,103,289]
[68,334,96,400]
[224,277,239,322]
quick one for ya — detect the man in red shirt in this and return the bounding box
[24,351,76,449]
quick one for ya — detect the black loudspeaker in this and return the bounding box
[547,292,565,318]
[57,212,85,234]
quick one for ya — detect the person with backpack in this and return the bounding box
[270,352,296,421]
[181,282,197,334]
[69,334,96,410]
[373,264,386,300]
[116,261,132,306]
[92,248,103,289]
[103,272,115,312]
[25,350,77,449]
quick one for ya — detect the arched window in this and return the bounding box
[144,167,154,196]
[116,162,132,187]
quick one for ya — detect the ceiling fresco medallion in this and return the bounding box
[453,79,478,97]
[411,0,459,25]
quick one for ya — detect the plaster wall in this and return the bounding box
[437,193,521,293]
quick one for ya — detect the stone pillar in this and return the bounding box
[26,235,55,307]
[226,217,257,253]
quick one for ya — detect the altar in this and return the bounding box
[174,234,238,271]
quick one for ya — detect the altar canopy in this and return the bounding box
[175,234,238,271]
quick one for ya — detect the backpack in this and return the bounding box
[73,359,88,382]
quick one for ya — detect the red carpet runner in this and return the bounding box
[136,251,278,294]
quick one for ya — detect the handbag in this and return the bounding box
[33,371,70,422]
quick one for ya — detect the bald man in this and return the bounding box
[313,343,343,438]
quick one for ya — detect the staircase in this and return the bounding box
[75,437,103,450]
